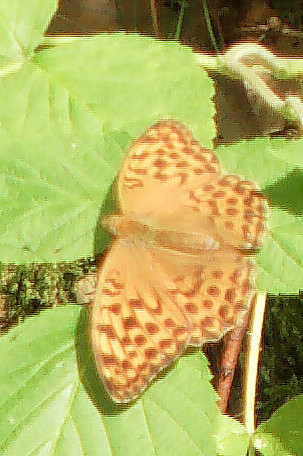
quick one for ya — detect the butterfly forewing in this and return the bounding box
[117,120,267,250]
[91,120,268,403]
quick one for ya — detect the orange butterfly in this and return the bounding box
[91,120,268,403]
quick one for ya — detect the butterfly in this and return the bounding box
[90,120,268,403]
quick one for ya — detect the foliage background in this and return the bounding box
[1,0,303,430]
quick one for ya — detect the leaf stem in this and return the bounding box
[243,292,267,434]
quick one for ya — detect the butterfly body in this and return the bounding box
[103,214,222,254]
[91,120,268,403]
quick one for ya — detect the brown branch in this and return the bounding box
[217,306,252,414]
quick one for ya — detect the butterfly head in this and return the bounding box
[102,215,151,242]
[102,214,123,236]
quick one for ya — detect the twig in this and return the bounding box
[150,0,160,37]
[217,306,251,414]
[239,24,303,39]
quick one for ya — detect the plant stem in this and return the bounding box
[150,0,160,37]
[195,42,303,77]
[174,1,186,41]
[130,0,138,31]
[243,292,267,434]
[113,0,124,28]
[201,0,219,52]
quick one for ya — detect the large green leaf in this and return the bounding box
[33,34,216,142]
[254,393,303,456]
[0,306,222,456]
[0,33,215,264]
[0,0,58,62]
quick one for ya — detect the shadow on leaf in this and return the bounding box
[263,169,303,216]
[75,306,131,416]
[94,182,117,259]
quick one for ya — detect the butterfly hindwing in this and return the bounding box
[92,241,255,402]
[91,240,191,403]
[146,247,255,346]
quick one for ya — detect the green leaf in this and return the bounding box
[267,137,303,170]
[254,393,303,456]
[0,0,59,62]
[0,306,222,456]
[216,137,294,186]
[252,433,295,456]
[33,34,216,143]
[214,415,250,456]
[0,33,215,263]
[257,208,303,293]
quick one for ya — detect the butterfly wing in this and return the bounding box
[91,239,254,402]
[153,247,255,346]
[117,120,267,250]
[91,239,191,403]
